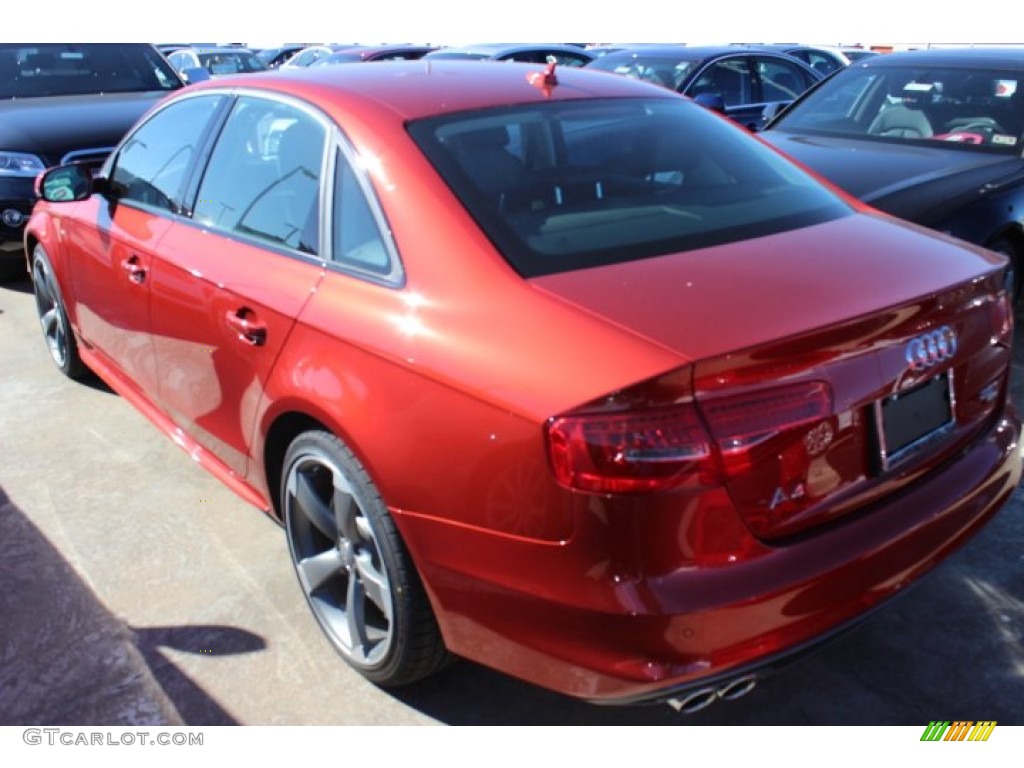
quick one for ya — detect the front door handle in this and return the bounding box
[225,308,267,347]
[120,255,146,284]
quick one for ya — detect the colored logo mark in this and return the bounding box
[920,721,997,742]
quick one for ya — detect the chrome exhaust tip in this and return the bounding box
[666,687,718,714]
[717,674,757,701]
[665,674,758,713]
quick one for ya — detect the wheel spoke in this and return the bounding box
[296,548,345,594]
[40,307,59,337]
[345,569,370,655]
[293,469,337,540]
[333,485,361,544]
[354,552,392,620]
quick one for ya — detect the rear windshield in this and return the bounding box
[408,97,851,276]
[0,43,181,98]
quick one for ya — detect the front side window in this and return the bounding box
[109,95,224,213]
[689,58,754,107]
[194,97,326,255]
[409,97,851,276]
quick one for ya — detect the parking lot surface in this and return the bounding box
[2,273,1023,725]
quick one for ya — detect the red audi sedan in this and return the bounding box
[26,60,1021,711]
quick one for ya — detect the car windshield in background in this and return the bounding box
[409,98,851,277]
[0,43,181,98]
[587,54,699,90]
[774,65,1024,152]
[197,50,269,75]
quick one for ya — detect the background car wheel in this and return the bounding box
[31,245,87,380]
[988,237,1021,302]
[281,430,448,686]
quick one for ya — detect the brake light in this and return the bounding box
[547,374,833,495]
[701,381,832,454]
[547,405,715,493]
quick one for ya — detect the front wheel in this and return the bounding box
[31,245,87,380]
[280,430,448,686]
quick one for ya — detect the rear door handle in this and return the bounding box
[120,255,146,284]
[225,309,267,347]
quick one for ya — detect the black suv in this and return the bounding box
[0,43,185,279]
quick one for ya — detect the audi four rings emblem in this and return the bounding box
[905,326,958,371]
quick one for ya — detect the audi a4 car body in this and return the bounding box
[760,48,1024,298]
[0,43,184,279]
[26,61,1021,708]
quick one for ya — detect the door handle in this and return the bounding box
[120,255,146,284]
[225,309,267,347]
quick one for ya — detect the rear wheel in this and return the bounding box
[280,430,448,686]
[31,245,87,380]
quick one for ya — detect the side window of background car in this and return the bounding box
[331,148,396,278]
[109,95,224,214]
[193,97,326,256]
[691,59,752,107]
[758,58,814,102]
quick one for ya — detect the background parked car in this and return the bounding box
[280,45,354,69]
[311,45,437,65]
[0,43,184,280]
[423,43,594,66]
[760,47,1024,298]
[586,45,821,130]
[255,44,308,69]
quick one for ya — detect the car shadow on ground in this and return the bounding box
[0,485,263,726]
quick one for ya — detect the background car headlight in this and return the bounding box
[0,152,46,177]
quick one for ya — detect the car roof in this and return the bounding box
[188,59,676,121]
[855,47,1024,68]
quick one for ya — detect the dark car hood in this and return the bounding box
[0,91,168,166]
[760,131,1024,224]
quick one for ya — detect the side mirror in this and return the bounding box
[181,67,211,84]
[36,164,94,203]
[693,93,727,114]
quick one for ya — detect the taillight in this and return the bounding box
[546,372,833,495]
[701,381,832,477]
[989,283,1013,344]
[547,405,716,494]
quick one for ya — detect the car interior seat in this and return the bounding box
[447,125,527,211]
[868,85,934,138]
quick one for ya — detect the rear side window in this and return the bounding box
[408,97,851,276]
[194,96,326,255]
[331,149,395,278]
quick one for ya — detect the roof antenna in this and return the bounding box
[527,59,558,96]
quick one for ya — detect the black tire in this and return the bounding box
[31,245,87,380]
[280,430,448,686]
[988,237,1021,302]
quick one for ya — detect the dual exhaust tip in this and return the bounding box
[665,674,758,714]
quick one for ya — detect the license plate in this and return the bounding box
[877,371,955,470]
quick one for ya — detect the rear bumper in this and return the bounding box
[399,408,1021,703]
